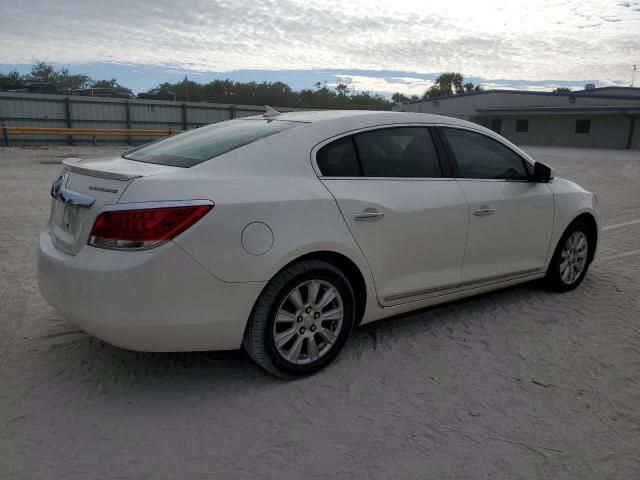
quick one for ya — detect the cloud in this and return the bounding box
[324,75,434,96]
[1,0,639,86]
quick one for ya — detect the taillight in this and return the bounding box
[89,201,213,250]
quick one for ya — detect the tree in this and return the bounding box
[424,72,482,98]
[29,60,91,92]
[334,77,352,97]
[425,72,463,97]
[335,82,350,96]
[463,82,482,93]
[143,77,391,109]
[2,62,100,93]
[30,61,57,83]
[392,92,411,104]
[57,70,92,92]
[92,78,132,94]
[0,69,24,91]
[5,61,391,109]
[553,87,571,93]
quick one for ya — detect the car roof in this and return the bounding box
[245,109,480,129]
[191,109,535,175]
[257,110,533,165]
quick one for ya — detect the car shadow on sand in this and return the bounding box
[37,272,599,399]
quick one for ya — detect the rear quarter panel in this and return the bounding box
[116,129,379,315]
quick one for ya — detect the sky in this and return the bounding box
[1,0,639,96]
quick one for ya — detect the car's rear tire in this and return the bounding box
[543,220,595,292]
[243,259,355,378]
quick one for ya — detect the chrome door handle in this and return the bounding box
[354,211,384,221]
[474,208,495,217]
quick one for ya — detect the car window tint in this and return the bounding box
[123,119,298,168]
[353,127,442,178]
[316,136,361,176]
[443,128,529,180]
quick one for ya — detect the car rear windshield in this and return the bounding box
[123,119,299,167]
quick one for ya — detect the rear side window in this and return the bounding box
[123,119,298,167]
[316,127,443,178]
[316,137,361,176]
[442,128,529,180]
[354,127,442,178]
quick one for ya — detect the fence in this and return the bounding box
[0,92,308,145]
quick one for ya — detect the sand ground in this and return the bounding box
[1,144,639,479]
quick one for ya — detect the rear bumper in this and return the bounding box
[37,230,266,352]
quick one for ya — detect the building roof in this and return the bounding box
[409,87,640,105]
[477,105,640,114]
[576,86,640,95]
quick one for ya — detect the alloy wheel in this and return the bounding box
[272,279,344,365]
[559,231,588,285]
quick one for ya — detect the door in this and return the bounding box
[490,118,502,134]
[439,127,554,284]
[316,127,469,306]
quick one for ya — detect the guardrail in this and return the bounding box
[2,126,180,146]
[0,92,314,146]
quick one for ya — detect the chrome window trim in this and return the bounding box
[454,178,532,183]
[310,121,536,181]
[318,176,458,182]
[384,268,543,304]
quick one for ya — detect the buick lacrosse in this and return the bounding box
[38,110,599,377]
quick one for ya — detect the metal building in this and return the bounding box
[396,86,640,149]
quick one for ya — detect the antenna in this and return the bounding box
[263,105,281,118]
[632,65,637,88]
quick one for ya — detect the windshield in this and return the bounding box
[123,119,299,167]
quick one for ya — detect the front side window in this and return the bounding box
[443,128,529,180]
[124,119,298,167]
[353,127,442,178]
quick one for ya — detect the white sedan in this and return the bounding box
[38,110,599,377]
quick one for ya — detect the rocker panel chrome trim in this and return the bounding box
[384,268,543,304]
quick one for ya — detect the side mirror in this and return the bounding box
[533,162,553,183]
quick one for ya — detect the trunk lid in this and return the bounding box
[49,156,181,255]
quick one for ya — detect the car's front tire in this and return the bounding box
[544,220,595,292]
[243,259,355,378]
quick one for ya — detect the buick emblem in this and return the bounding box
[49,172,95,208]
[50,173,69,201]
